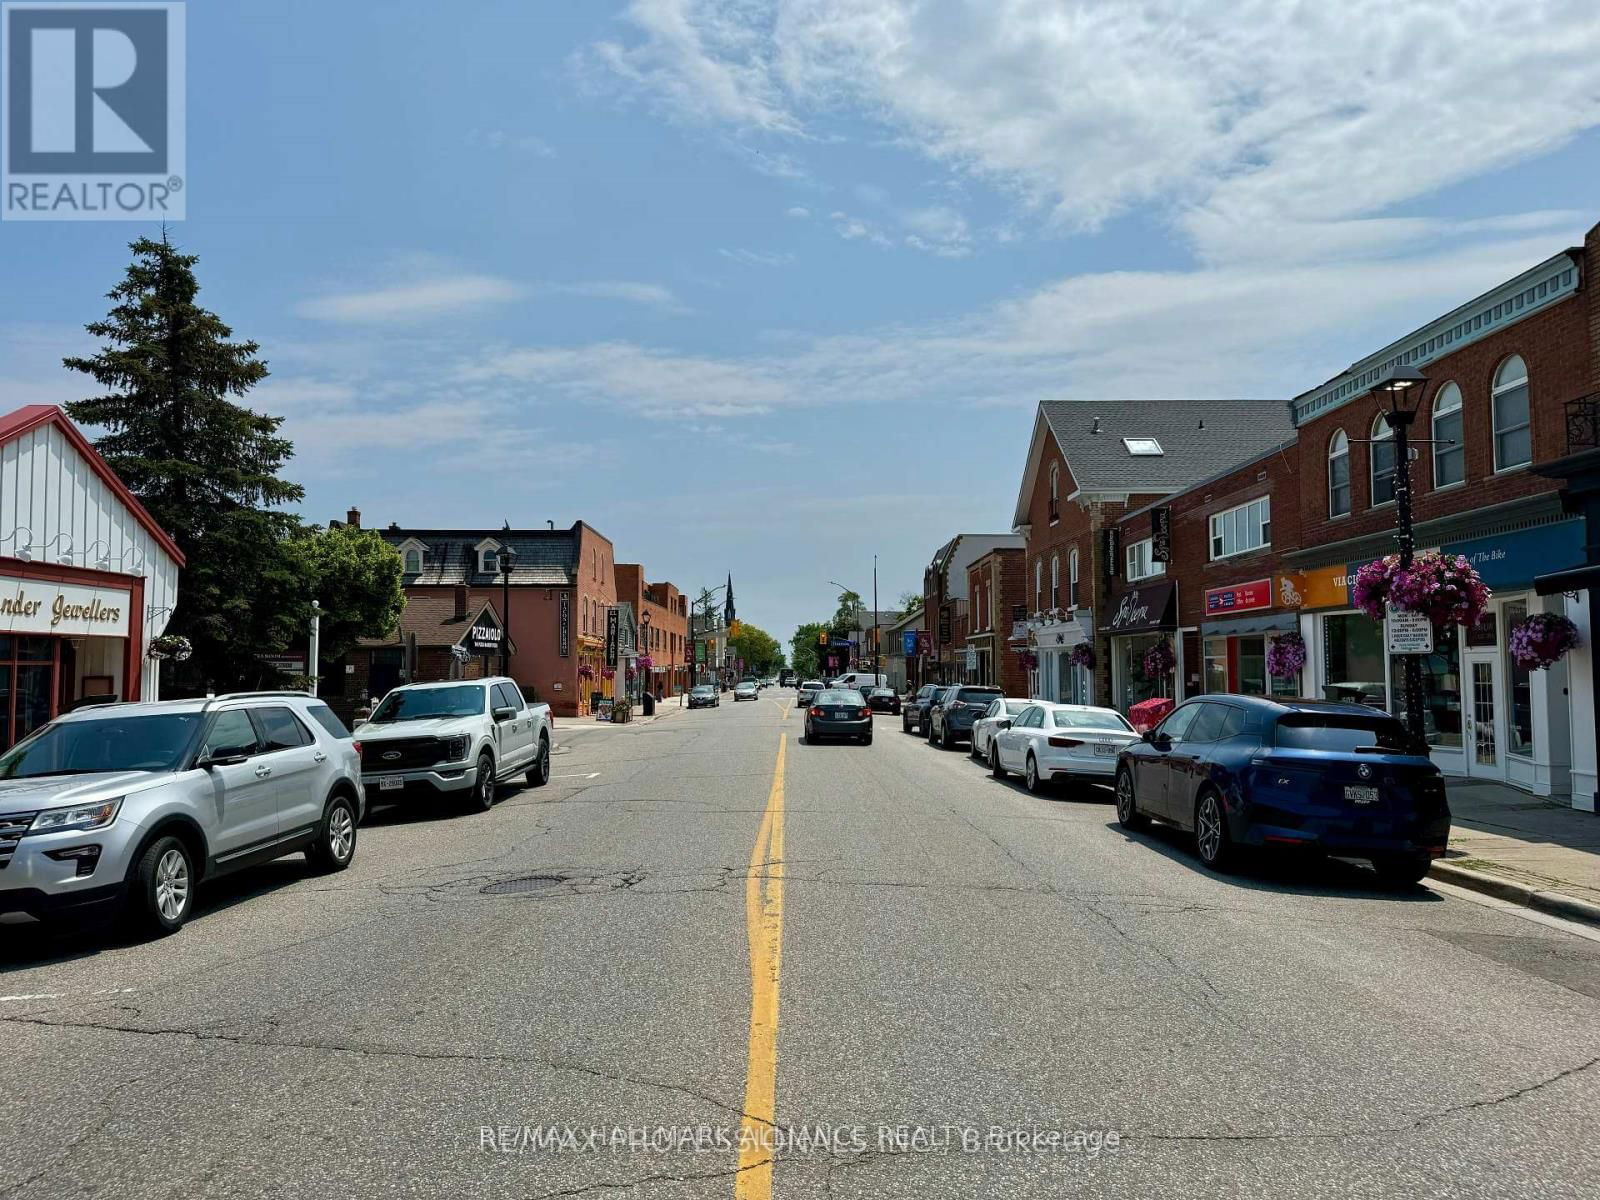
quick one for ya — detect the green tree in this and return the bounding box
[291,525,406,666]
[830,590,864,636]
[790,622,825,680]
[897,590,924,616]
[729,622,782,675]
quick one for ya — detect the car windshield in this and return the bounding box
[369,685,487,723]
[1275,714,1411,752]
[1004,700,1032,714]
[0,713,202,777]
[870,688,894,697]
[1052,710,1134,732]
[801,681,822,689]
[692,687,715,695]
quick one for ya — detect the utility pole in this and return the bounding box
[873,555,879,681]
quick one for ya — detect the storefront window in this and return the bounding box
[1322,614,1386,707]
[1502,600,1534,756]
[1387,621,1462,748]
[1203,638,1227,694]
[1237,636,1267,696]
[1115,634,1169,710]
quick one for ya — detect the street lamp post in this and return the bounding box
[498,545,518,678]
[639,610,652,700]
[1371,365,1429,753]
[828,580,861,672]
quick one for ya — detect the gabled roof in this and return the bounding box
[359,596,513,652]
[1011,400,1294,528]
[0,404,185,566]
[383,525,584,586]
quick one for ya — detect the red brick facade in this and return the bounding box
[965,547,1028,693]
[615,564,690,698]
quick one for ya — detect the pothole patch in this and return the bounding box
[481,874,570,895]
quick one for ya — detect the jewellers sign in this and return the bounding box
[0,574,131,636]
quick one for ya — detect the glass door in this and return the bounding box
[1462,649,1506,781]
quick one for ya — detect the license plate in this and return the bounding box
[831,712,849,719]
[1344,784,1379,804]
[379,776,404,791]
[1093,742,1118,757]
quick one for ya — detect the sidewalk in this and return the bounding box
[553,697,688,745]
[1431,780,1600,925]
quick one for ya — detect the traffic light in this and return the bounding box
[818,629,828,645]
[729,620,742,639]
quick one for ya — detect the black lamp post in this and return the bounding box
[639,610,652,698]
[1371,364,1428,753]
[498,545,517,677]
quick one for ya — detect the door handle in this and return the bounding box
[254,765,272,778]
[312,752,327,763]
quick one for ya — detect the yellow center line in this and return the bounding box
[736,731,787,1198]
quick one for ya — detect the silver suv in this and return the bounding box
[0,692,363,937]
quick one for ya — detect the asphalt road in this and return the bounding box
[3,692,1599,1199]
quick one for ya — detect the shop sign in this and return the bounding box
[559,593,570,657]
[1294,566,1350,610]
[964,647,978,670]
[1103,528,1120,579]
[916,630,932,655]
[260,654,306,675]
[0,575,131,637]
[938,605,952,645]
[1205,578,1271,615]
[1107,581,1176,635]
[1150,507,1172,563]
[605,608,619,666]
[1386,607,1434,654]
[1439,520,1584,589]
[903,631,918,656]
[462,609,503,655]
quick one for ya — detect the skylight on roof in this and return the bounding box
[1123,437,1164,456]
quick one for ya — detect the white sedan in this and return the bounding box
[733,682,759,701]
[990,703,1139,793]
[969,697,1037,762]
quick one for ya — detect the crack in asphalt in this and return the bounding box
[525,1158,769,1200]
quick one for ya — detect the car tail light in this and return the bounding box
[810,707,824,717]
[858,708,870,719]
[352,741,362,758]
[1047,737,1082,748]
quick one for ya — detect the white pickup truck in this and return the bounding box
[353,677,553,813]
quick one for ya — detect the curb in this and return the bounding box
[1429,860,1600,927]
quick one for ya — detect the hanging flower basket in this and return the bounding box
[1352,551,1490,629]
[1069,643,1095,671]
[578,664,596,681]
[1142,639,1175,678]
[1018,650,1038,671]
[147,633,192,662]
[637,654,654,672]
[1266,632,1306,678]
[601,667,616,681]
[1508,613,1581,670]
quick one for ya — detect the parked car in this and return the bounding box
[927,685,1004,749]
[865,687,901,714]
[991,702,1138,792]
[1114,696,1450,883]
[734,681,759,701]
[830,671,887,694]
[353,678,551,814]
[969,698,1036,761]
[688,685,720,709]
[779,670,797,687]
[0,692,363,936]
[902,683,944,735]
[803,689,873,745]
[795,680,826,709]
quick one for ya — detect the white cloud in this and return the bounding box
[470,129,556,156]
[296,274,524,323]
[549,280,691,314]
[786,205,810,218]
[719,248,796,267]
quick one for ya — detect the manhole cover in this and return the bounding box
[482,875,568,895]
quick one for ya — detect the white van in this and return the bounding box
[829,672,887,693]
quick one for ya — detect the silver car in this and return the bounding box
[0,692,363,937]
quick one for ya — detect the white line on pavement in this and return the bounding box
[0,987,137,1003]
[552,772,602,780]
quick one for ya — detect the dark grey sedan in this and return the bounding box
[803,689,873,745]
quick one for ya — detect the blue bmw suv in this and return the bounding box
[1114,696,1450,885]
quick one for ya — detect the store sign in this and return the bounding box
[1150,507,1172,563]
[965,647,978,670]
[559,593,570,657]
[462,610,502,655]
[1386,606,1434,655]
[1205,579,1271,615]
[1439,520,1584,589]
[0,575,131,637]
[1103,528,1120,579]
[916,630,932,655]
[1107,581,1176,635]
[605,608,619,666]
[938,605,952,645]
[903,631,918,656]
[1294,566,1350,610]
[260,654,306,675]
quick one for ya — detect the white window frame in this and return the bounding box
[1432,381,1464,489]
[1068,548,1080,607]
[403,548,421,573]
[1050,554,1060,609]
[1034,558,1042,612]
[1209,497,1271,561]
[476,538,503,575]
[1125,537,1166,581]
[1492,354,1531,472]
[1328,431,1351,517]
[1048,463,1060,522]
[1370,414,1396,508]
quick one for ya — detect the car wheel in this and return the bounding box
[127,834,194,937]
[307,794,358,873]
[1115,769,1148,831]
[1372,854,1432,888]
[1194,789,1235,872]
[941,724,955,750]
[926,720,937,745]
[990,742,1006,779]
[902,714,911,733]
[862,734,873,746]
[1024,753,1046,794]
[526,736,550,787]
[469,753,496,812]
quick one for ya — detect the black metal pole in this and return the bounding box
[873,555,879,682]
[1389,410,1427,753]
[500,563,511,677]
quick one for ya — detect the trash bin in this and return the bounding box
[641,691,656,716]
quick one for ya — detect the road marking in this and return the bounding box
[551,772,602,780]
[0,988,135,1003]
[735,731,787,1198]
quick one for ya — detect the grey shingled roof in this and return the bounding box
[382,527,580,586]
[1039,400,1294,493]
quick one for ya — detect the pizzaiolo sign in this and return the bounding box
[0,576,132,637]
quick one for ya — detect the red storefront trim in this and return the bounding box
[0,556,147,702]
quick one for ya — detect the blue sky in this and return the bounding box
[4,0,1600,645]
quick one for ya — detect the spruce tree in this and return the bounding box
[65,234,307,691]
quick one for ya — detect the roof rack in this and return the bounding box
[205,691,314,705]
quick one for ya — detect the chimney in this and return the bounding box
[346,507,361,528]
[454,585,468,620]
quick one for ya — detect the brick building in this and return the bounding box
[344,590,510,719]
[614,565,689,698]
[1010,400,1294,707]
[964,546,1028,693]
[921,533,1023,684]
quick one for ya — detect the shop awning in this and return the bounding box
[1535,562,1600,597]
[1201,612,1298,637]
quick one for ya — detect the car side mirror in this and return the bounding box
[199,746,251,768]
[997,720,1012,730]
[493,705,517,722]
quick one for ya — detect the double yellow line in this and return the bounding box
[735,731,787,1198]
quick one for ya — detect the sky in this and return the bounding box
[3,0,1600,647]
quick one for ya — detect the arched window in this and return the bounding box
[1328,430,1351,516]
[1050,554,1060,609]
[1048,464,1060,521]
[1493,355,1531,470]
[403,548,420,574]
[582,599,589,634]
[1034,558,1042,612]
[1068,548,1080,607]
[1432,382,1464,487]
[1370,414,1396,506]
